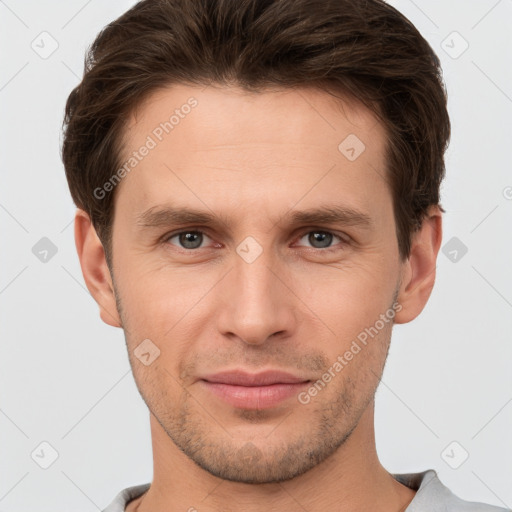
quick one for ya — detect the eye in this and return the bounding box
[295,230,346,250]
[162,229,347,252]
[165,230,213,250]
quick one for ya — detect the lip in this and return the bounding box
[201,369,309,386]
[199,370,310,409]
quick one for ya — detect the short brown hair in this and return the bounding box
[61,0,450,268]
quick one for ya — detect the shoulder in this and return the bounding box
[392,469,510,512]
[102,483,151,512]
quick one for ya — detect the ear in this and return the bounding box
[74,209,122,328]
[394,205,443,324]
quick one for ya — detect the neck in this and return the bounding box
[132,403,416,512]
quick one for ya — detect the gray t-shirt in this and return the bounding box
[102,469,510,511]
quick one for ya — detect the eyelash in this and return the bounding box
[161,228,349,253]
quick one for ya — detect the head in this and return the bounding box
[63,0,449,484]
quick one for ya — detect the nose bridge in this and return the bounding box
[217,240,296,344]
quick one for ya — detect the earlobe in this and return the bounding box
[74,209,122,328]
[394,206,443,324]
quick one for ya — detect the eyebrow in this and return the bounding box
[135,204,373,231]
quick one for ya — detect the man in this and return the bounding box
[61,0,508,510]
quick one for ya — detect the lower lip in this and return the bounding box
[201,381,310,409]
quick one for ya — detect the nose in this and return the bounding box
[216,248,297,346]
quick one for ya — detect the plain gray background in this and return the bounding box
[1,0,511,510]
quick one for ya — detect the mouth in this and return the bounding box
[199,370,311,409]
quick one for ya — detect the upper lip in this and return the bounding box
[201,370,310,386]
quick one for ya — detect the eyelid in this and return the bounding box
[295,226,349,240]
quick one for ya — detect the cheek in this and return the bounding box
[115,255,195,325]
[116,263,211,367]
[296,259,394,332]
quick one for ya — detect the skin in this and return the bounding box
[75,83,442,512]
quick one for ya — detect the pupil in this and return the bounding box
[309,231,332,248]
[180,232,202,249]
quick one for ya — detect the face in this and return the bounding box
[107,84,406,483]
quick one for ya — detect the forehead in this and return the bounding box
[115,83,390,223]
[126,83,382,150]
